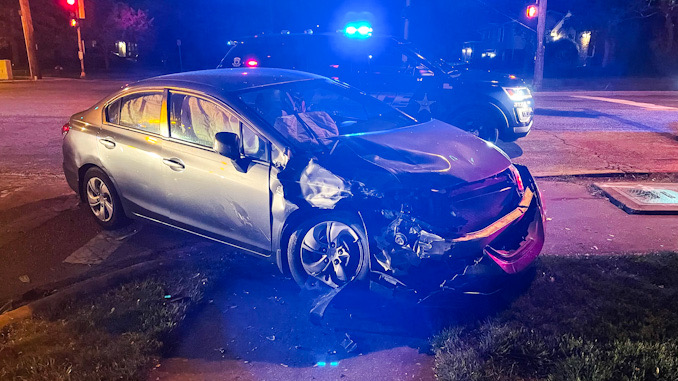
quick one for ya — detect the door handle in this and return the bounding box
[162,158,186,171]
[98,137,116,149]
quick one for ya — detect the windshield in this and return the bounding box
[237,80,417,148]
[400,43,466,74]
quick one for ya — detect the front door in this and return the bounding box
[162,90,272,252]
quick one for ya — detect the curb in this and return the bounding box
[535,90,678,96]
[534,171,678,180]
[0,258,180,329]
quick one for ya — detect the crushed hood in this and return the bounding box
[333,119,511,184]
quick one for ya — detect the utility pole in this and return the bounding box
[533,0,547,90]
[76,23,85,78]
[404,0,410,40]
[76,0,86,78]
[18,0,41,79]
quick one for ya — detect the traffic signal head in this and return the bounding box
[526,5,538,19]
[64,0,85,19]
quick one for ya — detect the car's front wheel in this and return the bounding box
[82,167,128,230]
[450,107,500,143]
[287,214,369,290]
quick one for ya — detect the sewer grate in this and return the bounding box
[594,182,678,214]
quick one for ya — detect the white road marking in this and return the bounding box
[64,224,140,265]
[570,95,678,111]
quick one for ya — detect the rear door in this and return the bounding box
[99,90,167,219]
[161,90,272,252]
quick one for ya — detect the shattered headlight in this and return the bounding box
[299,160,352,209]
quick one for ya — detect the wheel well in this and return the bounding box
[448,102,509,133]
[77,164,100,202]
[276,207,365,276]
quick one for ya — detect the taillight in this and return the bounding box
[246,59,259,67]
[509,165,524,192]
[62,122,70,136]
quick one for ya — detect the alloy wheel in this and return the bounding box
[86,177,114,222]
[300,221,363,288]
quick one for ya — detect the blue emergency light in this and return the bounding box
[344,21,373,38]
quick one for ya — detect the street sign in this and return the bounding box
[594,182,678,214]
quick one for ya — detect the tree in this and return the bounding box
[89,1,154,69]
[558,0,650,68]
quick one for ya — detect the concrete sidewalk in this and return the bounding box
[539,179,678,256]
[505,131,678,177]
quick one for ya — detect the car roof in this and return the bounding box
[135,68,325,92]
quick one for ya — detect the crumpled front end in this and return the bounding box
[366,164,545,299]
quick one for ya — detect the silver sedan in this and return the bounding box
[62,68,544,301]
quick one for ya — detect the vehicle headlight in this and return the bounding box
[502,87,532,102]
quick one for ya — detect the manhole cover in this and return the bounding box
[594,182,678,214]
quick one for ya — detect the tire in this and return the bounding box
[287,213,370,290]
[82,167,129,230]
[450,108,500,143]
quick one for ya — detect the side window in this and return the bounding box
[242,123,270,161]
[118,92,163,133]
[169,92,239,147]
[105,98,121,125]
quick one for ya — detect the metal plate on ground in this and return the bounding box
[594,182,678,214]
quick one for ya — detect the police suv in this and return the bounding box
[218,32,534,143]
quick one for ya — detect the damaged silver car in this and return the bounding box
[62,68,544,303]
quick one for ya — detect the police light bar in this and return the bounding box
[344,22,373,38]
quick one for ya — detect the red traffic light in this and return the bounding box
[526,4,538,19]
[66,0,75,5]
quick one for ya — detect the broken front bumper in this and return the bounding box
[371,165,545,298]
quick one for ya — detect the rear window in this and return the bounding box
[105,92,163,134]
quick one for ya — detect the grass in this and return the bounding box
[0,255,228,381]
[433,253,678,381]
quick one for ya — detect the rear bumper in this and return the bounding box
[63,157,79,195]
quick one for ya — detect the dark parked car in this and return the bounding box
[218,33,534,143]
[62,68,544,305]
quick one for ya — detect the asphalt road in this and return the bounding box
[534,91,678,133]
[2,79,678,379]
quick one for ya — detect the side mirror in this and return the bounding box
[214,132,241,160]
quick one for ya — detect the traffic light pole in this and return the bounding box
[76,24,85,78]
[533,0,547,90]
[18,0,41,79]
